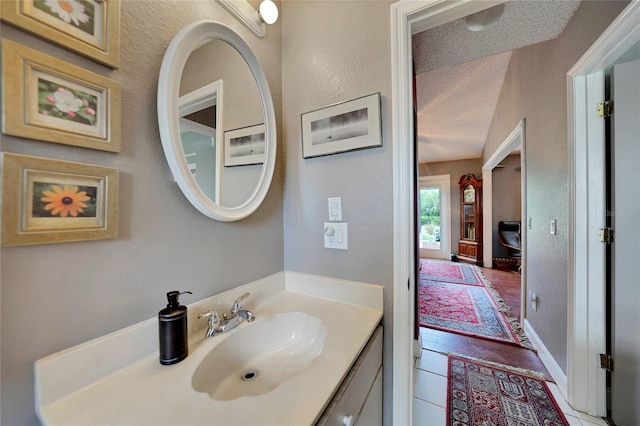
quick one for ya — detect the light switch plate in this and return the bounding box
[328,197,342,221]
[324,222,348,249]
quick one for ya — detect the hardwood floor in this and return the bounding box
[420,263,552,380]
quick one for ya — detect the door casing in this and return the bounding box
[567,2,640,416]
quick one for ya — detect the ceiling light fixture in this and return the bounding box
[464,4,505,32]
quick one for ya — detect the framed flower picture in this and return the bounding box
[2,39,121,152]
[0,0,120,68]
[0,153,119,246]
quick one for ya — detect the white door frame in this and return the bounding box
[482,119,526,323]
[418,175,451,260]
[391,1,508,424]
[567,2,640,416]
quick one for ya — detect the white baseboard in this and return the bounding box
[524,319,568,398]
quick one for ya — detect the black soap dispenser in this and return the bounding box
[159,290,192,365]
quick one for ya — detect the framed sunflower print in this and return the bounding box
[0,153,119,246]
[2,39,121,152]
[0,0,120,68]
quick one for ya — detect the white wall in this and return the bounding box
[0,2,283,424]
[281,1,394,423]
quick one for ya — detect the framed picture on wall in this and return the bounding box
[1,39,121,152]
[0,0,121,68]
[301,92,382,159]
[0,153,119,246]
[224,123,266,166]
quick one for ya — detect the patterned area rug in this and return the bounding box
[419,279,532,349]
[420,259,487,286]
[447,355,569,426]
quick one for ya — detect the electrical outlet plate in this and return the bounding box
[529,291,538,311]
[324,222,348,249]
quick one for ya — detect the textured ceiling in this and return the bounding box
[413,0,581,164]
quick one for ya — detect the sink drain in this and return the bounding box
[241,369,259,381]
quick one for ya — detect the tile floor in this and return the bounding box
[412,348,610,426]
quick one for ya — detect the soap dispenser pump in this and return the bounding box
[159,290,192,365]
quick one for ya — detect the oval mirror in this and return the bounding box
[158,20,276,221]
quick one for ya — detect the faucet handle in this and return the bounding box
[231,292,250,314]
[197,310,211,319]
[198,309,221,338]
[197,310,220,323]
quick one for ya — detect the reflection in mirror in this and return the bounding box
[180,39,264,208]
[179,80,222,203]
[158,20,276,221]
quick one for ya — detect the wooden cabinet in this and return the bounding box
[458,174,483,266]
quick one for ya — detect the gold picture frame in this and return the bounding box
[0,0,120,68]
[2,39,121,152]
[1,153,119,246]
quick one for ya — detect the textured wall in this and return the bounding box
[482,1,629,373]
[281,1,394,422]
[0,1,283,424]
[419,158,483,256]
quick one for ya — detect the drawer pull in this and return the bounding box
[342,415,354,426]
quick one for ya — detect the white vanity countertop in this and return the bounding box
[35,272,384,426]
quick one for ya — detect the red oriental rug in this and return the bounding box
[419,279,533,349]
[420,259,487,286]
[447,355,569,426]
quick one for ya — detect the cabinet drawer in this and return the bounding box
[317,326,383,426]
[355,366,382,426]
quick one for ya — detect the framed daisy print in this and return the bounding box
[2,39,121,152]
[0,0,120,68]
[1,153,119,246]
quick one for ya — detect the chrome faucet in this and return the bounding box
[197,292,255,338]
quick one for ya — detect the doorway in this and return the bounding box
[482,120,526,323]
[567,3,640,419]
[391,3,514,423]
[418,175,450,260]
[392,1,637,424]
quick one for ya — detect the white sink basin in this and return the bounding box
[191,312,328,401]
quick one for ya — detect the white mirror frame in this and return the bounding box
[158,20,276,221]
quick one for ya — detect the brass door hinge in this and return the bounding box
[599,227,615,244]
[600,353,614,371]
[597,100,614,118]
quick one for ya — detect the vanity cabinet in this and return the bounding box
[317,326,383,426]
[458,174,483,266]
